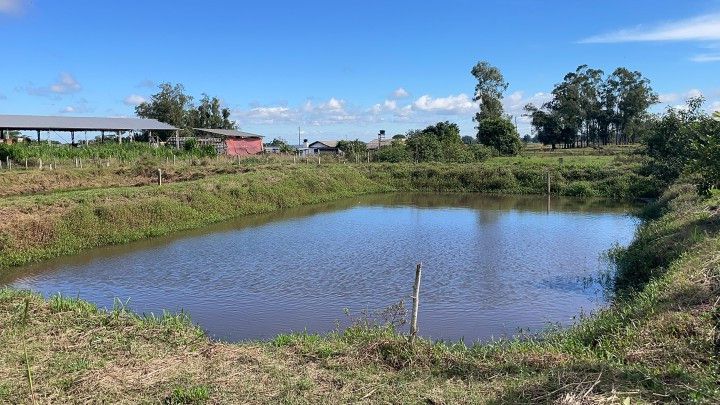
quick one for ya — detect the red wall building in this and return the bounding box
[225,136,263,156]
[193,128,264,156]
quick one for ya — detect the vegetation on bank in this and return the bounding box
[0,184,717,403]
[0,157,657,270]
[0,140,217,164]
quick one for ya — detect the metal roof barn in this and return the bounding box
[0,114,177,131]
[0,114,178,145]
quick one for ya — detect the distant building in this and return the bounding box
[192,128,264,156]
[307,140,340,155]
[366,139,395,150]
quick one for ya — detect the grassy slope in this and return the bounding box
[0,185,718,403]
[0,157,657,270]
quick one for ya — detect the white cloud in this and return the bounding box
[685,88,704,99]
[0,0,25,15]
[690,53,720,62]
[658,93,679,103]
[49,73,81,94]
[26,72,81,96]
[580,13,720,43]
[59,98,92,114]
[711,101,720,112]
[320,97,345,112]
[371,99,398,115]
[123,94,146,106]
[412,93,476,115]
[392,87,409,99]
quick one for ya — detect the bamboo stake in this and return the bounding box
[409,262,422,345]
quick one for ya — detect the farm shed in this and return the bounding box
[191,128,264,156]
[0,114,177,145]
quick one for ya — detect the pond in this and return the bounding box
[2,193,638,342]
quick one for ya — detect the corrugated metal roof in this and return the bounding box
[308,140,339,148]
[0,114,177,131]
[194,128,263,138]
[366,139,394,149]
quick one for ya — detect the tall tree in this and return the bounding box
[135,83,193,128]
[189,94,236,129]
[470,61,508,121]
[603,68,658,144]
[471,61,520,154]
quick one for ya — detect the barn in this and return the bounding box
[193,128,264,156]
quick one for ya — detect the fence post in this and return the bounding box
[547,171,551,195]
[39,158,43,170]
[24,158,28,169]
[6,156,10,170]
[157,169,162,185]
[409,262,423,345]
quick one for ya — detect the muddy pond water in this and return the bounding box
[3,193,639,342]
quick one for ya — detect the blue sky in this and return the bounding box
[1,0,720,142]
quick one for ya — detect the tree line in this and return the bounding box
[524,65,657,149]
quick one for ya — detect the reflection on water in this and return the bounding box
[4,193,638,342]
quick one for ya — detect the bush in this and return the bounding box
[374,144,410,162]
[563,181,596,197]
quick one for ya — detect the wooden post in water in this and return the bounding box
[547,171,551,195]
[409,262,422,345]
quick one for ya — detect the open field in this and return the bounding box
[0,183,718,403]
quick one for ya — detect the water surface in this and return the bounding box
[3,193,638,342]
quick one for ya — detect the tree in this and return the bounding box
[135,83,193,129]
[374,143,410,162]
[269,138,294,153]
[337,139,367,161]
[461,135,476,145]
[476,117,521,155]
[392,134,406,140]
[603,67,658,144]
[471,61,507,121]
[189,94,236,129]
[643,97,720,194]
[136,83,236,136]
[421,121,462,144]
[526,65,657,149]
[406,130,443,162]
